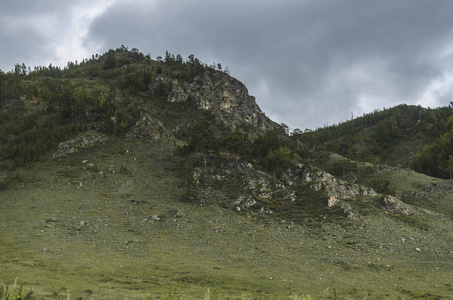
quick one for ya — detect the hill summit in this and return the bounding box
[150,68,279,131]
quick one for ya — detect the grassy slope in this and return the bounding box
[1,136,452,299]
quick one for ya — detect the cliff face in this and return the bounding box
[150,72,280,131]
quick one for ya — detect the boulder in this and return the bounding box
[382,195,414,215]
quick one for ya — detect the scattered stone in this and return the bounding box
[174,210,184,218]
[150,215,160,221]
[422,182,453,193]
[233,196,257,208]
[343,205,359,220]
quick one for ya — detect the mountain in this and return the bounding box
[0,47,452,299]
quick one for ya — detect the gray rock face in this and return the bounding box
[151,73,280,131]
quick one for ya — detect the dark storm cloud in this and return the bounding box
[2,0,453,130]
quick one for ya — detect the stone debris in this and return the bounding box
[150,215,161,221]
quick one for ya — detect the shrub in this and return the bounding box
[369,179,395,195]
[0,280,33,300]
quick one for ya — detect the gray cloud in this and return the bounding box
[2,0,453,130]
[0,0,109,70]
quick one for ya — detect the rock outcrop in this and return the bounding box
[189,157,418,221]
[293,166,378,205]
[297,166,418,216]
[150,72,280,131]
[53,132,108,158]
[127,112,170,140]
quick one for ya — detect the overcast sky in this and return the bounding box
[1,0,453,130]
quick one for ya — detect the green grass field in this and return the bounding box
[1,137,452,299]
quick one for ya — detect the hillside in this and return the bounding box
[297,104,453,170]
[0,47,452,299]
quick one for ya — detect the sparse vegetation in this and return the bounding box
[0,279,33,300]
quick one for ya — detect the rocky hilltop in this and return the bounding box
[150,71,280,131]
